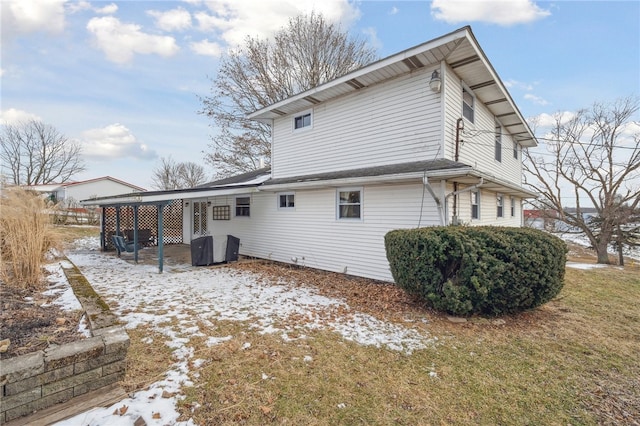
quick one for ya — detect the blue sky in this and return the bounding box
[1,0,638,189]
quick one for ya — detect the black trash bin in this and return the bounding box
[226,235,240,262]
[191,236,213,266]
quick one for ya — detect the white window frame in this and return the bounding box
[495,119,502,162]
[510,196,516,217]
[235,196,251,217]
[337,187,363,220]
[462,86,475,123]
[497,194,504,218]
[293,109,313,132]
[278,192,295,210]
[471,190,480,220]
[513,141,519,159]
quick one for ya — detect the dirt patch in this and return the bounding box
[0,284,86,360]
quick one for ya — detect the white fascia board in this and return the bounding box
[80,186,260,206]
[247,28,469,120]
[258,172,429,192]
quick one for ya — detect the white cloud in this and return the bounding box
[0,108,42,125]
[95,3,118,15]
[361,27,382,52]
[190,39,224,57]
[504,79,534,91]
[194,0,360,47]
[67,1,116,15]
[1,0,66,38]
[80,123,157,160]
[67,0,92,14]
[86,16,180,64]
[431,0,551,26]
[528,111,576,129]
[524,93,549,106]
[147,7,192,32]
[389,6,399,16]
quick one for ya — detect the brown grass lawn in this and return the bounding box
[152,252,638,424]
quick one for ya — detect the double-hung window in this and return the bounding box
[513,142,519,159]
[337,188,362,219]
[471,191,480,220]
[497,194,504,218]
[462,87,475,123]
[510,197,516,217]
[495,120,502,162]
[278,192,295,209]
[235,196,250,217]
[293,110,312,130]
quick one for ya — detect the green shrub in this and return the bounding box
[385,226,567,316]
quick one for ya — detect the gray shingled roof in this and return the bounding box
[194,167,271,188]
[263,159,469,186]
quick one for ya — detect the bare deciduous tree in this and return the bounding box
[199,12,377,178]
[0,120,85,185]
[524,97,640,263]
[151,156,208,190]
[179,161,208,188]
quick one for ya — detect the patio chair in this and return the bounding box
[111,235,142,257]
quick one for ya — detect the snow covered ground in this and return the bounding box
[53,237,436,425]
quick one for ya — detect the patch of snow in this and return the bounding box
[566,262,608,270]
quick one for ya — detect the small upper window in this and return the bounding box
[462,87,474,123]
[471,191,480,220]
[278,192,295,209]
[513,142,519,159]
[235,196,250,217]
[497,194,504,218]
[495,120,502,162]
[337,188,362,219]
[293,111,312,130]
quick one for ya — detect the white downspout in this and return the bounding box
[422,175,446,226]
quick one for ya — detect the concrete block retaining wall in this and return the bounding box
[0,260,129,423]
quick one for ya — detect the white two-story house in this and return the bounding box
[84,26,536,281]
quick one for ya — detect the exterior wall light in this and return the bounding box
[429,70,442,93]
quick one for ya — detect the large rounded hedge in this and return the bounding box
[384,226,567,316]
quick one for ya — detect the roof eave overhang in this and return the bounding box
[81,186,261,207]
[247,27,470,122]
[247,26,537,148]
[425,169,537,198]
[259,172,434,191]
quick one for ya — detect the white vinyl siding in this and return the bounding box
[271,67,442,179]
[443,66,523,185]
[454,186,521,226]
[198,184,440,282]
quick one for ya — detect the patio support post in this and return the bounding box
[158,203,164,273]
[115,207,121,238]
[133,205,139,263]
[100,206,106,251]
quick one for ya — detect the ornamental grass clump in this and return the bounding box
[0,188,60,290]
[385,226,567,316]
